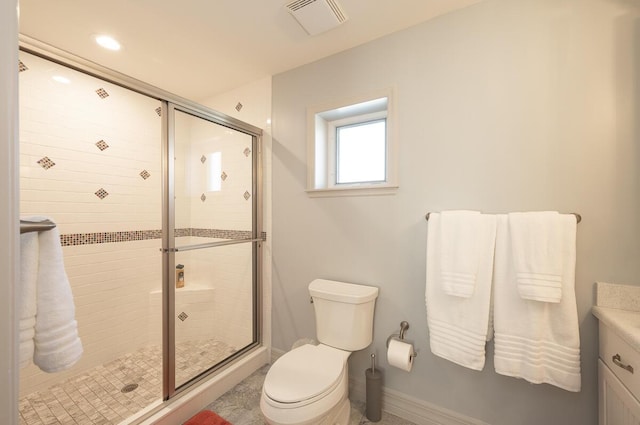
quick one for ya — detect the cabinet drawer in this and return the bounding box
[599,359,640,425]
[600,322,640,400]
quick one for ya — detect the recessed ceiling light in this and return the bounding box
[95,35,121,51]
[52,75,71,84]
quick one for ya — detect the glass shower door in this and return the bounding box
[164,105,260,394]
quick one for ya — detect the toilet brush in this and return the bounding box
[365,353,382,422]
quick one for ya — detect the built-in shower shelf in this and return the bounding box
[149,286,217,343]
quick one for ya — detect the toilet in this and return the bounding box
[260,279,379,425]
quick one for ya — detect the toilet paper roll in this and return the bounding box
[387,339,414,372]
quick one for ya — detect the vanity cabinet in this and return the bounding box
[599,322,640,425]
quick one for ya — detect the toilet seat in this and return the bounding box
[263,344,349,408]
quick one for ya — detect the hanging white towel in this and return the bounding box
[439,210,482,298]
[426,213,497,370]
[24,219,83,373]
[493,214,581,392]
[19,232,39,368]
[508,211,564,303]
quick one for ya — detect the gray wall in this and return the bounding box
[271,0,640,424]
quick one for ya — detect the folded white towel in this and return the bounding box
[32,221,83,373]
[426,213,497,370]
[19,232,39,368]
[439,210,482,298]
[494,214,580,392]
[508,211,565,303]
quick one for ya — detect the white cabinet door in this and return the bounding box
[600,359,640,425]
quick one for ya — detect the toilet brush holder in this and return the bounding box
[365,353,382,422]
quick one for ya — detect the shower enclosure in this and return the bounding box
[17,46,262,425]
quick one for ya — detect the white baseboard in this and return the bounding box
[349,376,490,425]
[270,347,285,362]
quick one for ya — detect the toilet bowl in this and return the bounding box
[260,279,379,425]
[260,344,350,425]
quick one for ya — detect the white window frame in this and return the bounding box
[306,89,398,197]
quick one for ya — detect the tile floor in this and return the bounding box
[20,345,416,425]
[19,339,236,425]
[205,365,417,425]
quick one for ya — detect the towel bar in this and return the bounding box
[20,219,56,234]
[424,212,581,223]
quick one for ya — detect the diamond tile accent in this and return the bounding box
[19,61,28,72]
[37,157,56,170]
[178,312,188,321]
[243,147,251,157]
[200,155,207,163]
[140,170,151,180]
[221,171,228,181]
[243,191,251,200]
[155,107,162,116]
[201,193,206,202]
[96,140,109,151]
[96,88,109,99]
[95,188,109,199]
[235,102,243,112]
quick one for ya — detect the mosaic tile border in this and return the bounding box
[60,229,266,247]
[188,228,253,239]
[60,230,162,246]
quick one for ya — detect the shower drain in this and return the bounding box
[121,383,139,393]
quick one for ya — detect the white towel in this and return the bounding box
[494,214,581,392]
[19,232,39,368]
[26,220,83,373]
[439,210,482,297]
[508,211,565,303]
[426,213,497,370]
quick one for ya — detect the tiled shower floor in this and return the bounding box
[19,340,236,425]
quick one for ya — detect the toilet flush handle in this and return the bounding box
[310,296,314,304]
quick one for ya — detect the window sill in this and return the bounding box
[305,184,399,198]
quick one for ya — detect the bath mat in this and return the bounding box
[183,410,232,425]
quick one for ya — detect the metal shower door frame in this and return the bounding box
[161,102,263,400]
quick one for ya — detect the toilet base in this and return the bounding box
[327,398,350,425]
[261,397,350,425]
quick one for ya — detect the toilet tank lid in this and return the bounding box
[309,279,379,304]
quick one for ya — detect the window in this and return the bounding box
[336,118,386,184]
[306,90,397,196]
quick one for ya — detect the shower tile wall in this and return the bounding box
[169,112,255,351]
[200,76,273,358]
[19,51,162,396]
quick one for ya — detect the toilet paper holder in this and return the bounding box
[386,321,417,356]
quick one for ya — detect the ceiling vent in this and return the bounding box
[285,0,348,36]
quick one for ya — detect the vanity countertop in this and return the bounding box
[592,281,640,352]
[592,305,640,352]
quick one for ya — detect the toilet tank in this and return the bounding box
[309,279,379,351]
